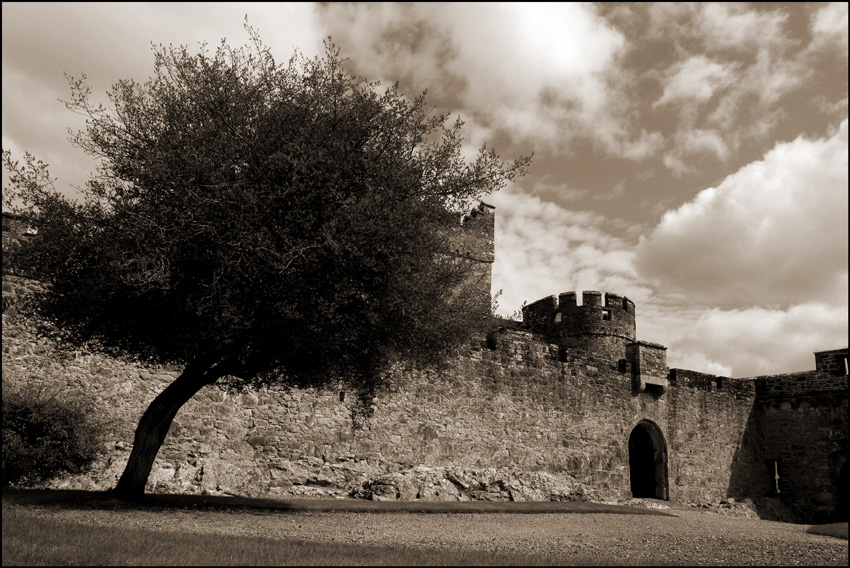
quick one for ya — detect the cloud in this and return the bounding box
[637,119,849,307]
[647,3,789,52]
[487,180,847,378]
[1,3,325,199]
[810,2,849,58]
[662,127,730,173]
[488,185,645,316]
[669,303,849,377]
[653,56,738,108]
[319,3,662,160]
[696,3,789,51]
[643,3,833,175]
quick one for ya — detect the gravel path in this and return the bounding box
[15,502,847,566]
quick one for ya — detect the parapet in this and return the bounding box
[754,348,848,400]
[522,290,636,342]
[815,348,848,379]
[626,341,668,394]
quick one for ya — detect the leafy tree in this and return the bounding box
[2,27,530,500]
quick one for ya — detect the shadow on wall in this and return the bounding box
[724,400,803,523]
[830,449,848,522]
[728,394,848,524]
[727,401,768,503]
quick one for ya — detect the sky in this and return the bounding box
[2,2,847,378]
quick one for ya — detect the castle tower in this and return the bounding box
[556,291,636,352]
[521,290,667,392]
[444,202,495,310]
[522,290,636,359]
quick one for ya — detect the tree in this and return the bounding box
[2,27,531,500]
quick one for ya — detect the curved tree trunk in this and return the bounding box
[112,356,230,501]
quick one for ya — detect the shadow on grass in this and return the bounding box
[2,503,660,566]
[2,488,675,517]
[806,523,848,540]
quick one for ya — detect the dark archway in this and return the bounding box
[629,420,669,500]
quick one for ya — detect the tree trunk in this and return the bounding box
[111,356,230,501]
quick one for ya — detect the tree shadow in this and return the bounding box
[806,523,848,540]
[2,488,676,516]
[1,488,299,513]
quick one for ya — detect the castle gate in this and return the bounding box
[628,420,669,500]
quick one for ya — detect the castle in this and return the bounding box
[2,208,848,523]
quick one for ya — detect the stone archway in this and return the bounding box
[628,420,669,500]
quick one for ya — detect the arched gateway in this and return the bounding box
[628,420,669,500]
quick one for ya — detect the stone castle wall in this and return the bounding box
[2,307,760,507]
[2,211,847,522]
[750,350,849,522]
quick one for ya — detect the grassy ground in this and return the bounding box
[2,490,655,566]
[3,504,578,566]
[3,489,846,566]
[0,488,673,515]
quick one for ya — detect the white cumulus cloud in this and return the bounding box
[669,303,849,377]
[488,185,646,317]
[637,119,849,307]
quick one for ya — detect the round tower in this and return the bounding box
[522,290,636,361]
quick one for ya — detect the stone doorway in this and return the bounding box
[628,420,669,500]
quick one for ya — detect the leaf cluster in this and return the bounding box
[3,27,531,392]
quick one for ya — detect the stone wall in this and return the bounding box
[750,353,849,523]
[2,211,846,521]
[442,202,494,310]
[1,214,28,249]
[2,302,762,508]
[756,393,847,523]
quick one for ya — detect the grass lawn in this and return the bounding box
[2,504,544,566]
[5,489,845,566]
[2,490,657,566]
[1,488,674,515]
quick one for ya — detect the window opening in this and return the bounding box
[767,459,781,494]
[602,309,612,321]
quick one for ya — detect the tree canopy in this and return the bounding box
[2,27,530,498]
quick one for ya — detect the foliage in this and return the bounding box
[2,25,530,497]
[2,26,530,394]
[491,289,525,322]
[1,381,107,487]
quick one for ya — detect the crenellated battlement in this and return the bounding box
[522,290,636,343]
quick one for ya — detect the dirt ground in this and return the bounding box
[12,498,847,566]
